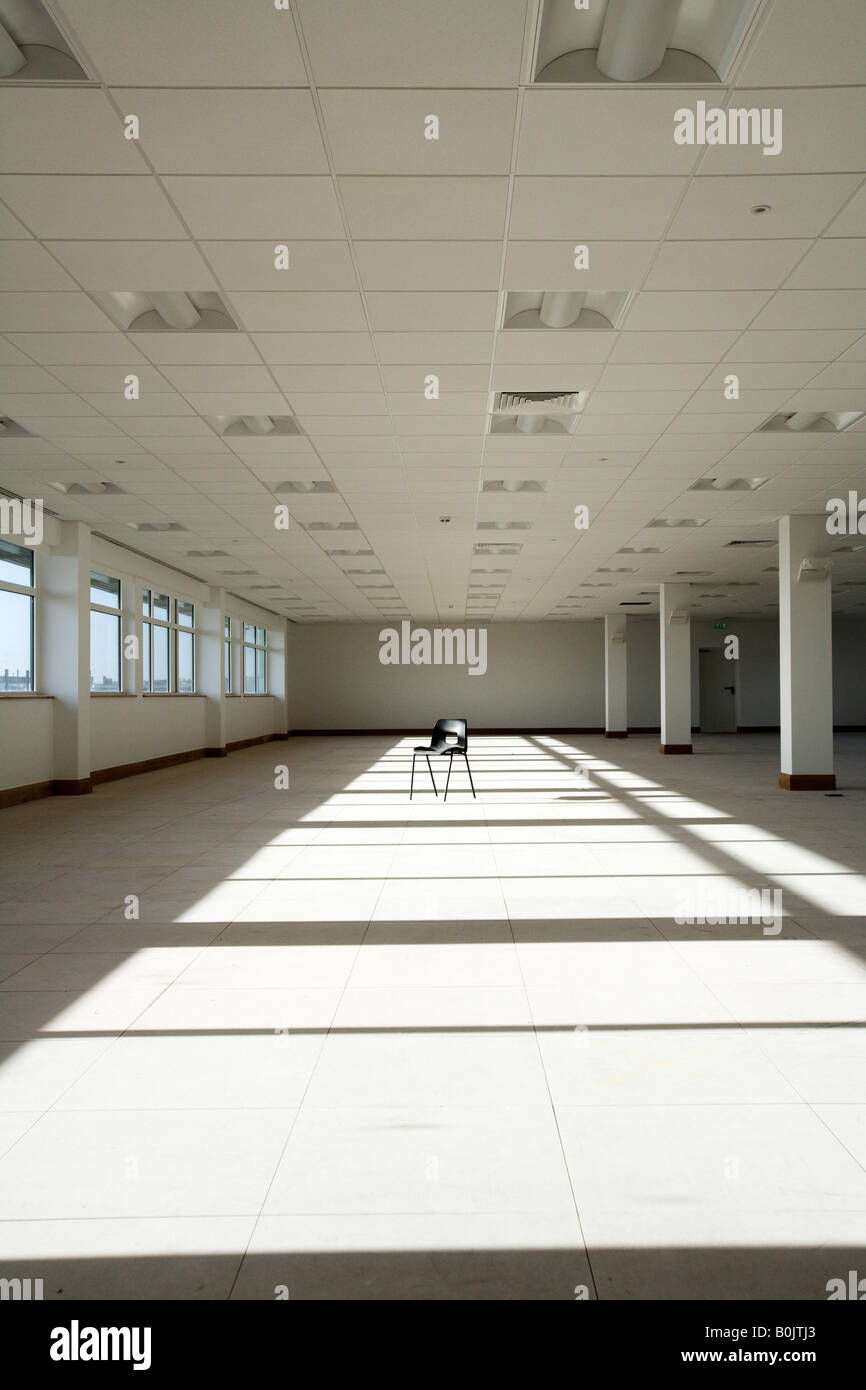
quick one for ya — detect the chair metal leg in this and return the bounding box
[426,755,438,796]
[444,752,454,801]
[464,752,476,799]
[410,754,416,800]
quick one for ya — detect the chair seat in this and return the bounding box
[413,743,453,755]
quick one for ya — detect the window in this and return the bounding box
[224,616,232,694]
[243,624,268,694]
[142,589,195,693]
[0,539,34,692]
[90,572,122,692]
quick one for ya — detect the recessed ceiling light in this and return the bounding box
[750,204,772,214]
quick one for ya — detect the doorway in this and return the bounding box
[699,648,737,733]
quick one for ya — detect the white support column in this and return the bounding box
[604,614,628,737]
[778,514,835,790]
[40,520,92,792]
[198,586,227,757]
[659,582,692,754]
[268,619,290,740]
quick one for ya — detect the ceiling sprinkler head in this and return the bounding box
[439,516,451,524]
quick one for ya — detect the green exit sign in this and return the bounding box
[713,621,727,630]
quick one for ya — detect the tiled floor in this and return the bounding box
[0,732,865,1300]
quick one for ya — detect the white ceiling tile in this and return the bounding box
[130,334,263,367]
[503,240,654,291]
[0,243,77,292]
[375,332,495,364]
[670,174,861,239]
[48,365,170,393]
[339,178,507,239]
[510,178,686,239]
[697,89,866,175]
[0,294,116,332]
[354,242,501,292]
[4,333,148,365]
[124,90,327,174]
[44,240,216,291]
[609,331,739,363]
[0,90,147,174]
[750,291,866,331]
[273,366,383,392]
[624,291,771,331]
[229,292,367,333]
[645,240,809,291]
[494,333,612,365]
[728,330,863,362]
[158,366,277,395]
[58,0,308,85]
[0,365,64,392]
[0,205,31,238]
[518,89,707,176]
[782,240,866,290]
[296,0,528,86]
[253,333,376,365]
[200,241,356,292]
[366,292,498,332]
[0,176,187,239]
[320,90,516,173]
[737,0,865,86]
[162,178,343,240]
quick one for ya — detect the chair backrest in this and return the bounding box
[431,717,468,750]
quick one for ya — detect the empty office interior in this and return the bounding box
[0,0,864,1306]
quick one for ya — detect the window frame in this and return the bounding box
[242,623,268,695]
[141,588,196,695]
[0,539,35,694]
[89,571,123,693]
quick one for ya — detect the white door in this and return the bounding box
[699,648,737,733]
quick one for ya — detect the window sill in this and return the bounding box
[91,692,134,698]
[141,692,204,698]
[0,692,51,699]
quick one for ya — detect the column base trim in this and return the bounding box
[52,778,93,795]
[604,731,628,738]
[778,773,836,791]
[205,747,228,758]
[660,743,693,754]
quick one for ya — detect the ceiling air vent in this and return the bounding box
[94,292,237,332]
[0,0,87,81]
[187,549,229,558]
[489,389,587,436]
[0,416,33,438]
[532,0,759,84]
[128,522,187,533]
[211,416,300,438]
[306,521,359,532]
[619,546,662,555]
[474,543,522,556]
[477,521,532,531]
[758,411,865,434]
[648,517,705,528]
[502,292,630,332]
[620,601,651,606]
[325,548,374,556]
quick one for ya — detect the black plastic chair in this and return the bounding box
[410,718,476,802]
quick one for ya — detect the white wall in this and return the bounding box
[226,696,277,744]
[288,622,605,730]
[91,696,207,773]
[0,698,53,791]
[286,616,866,734]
